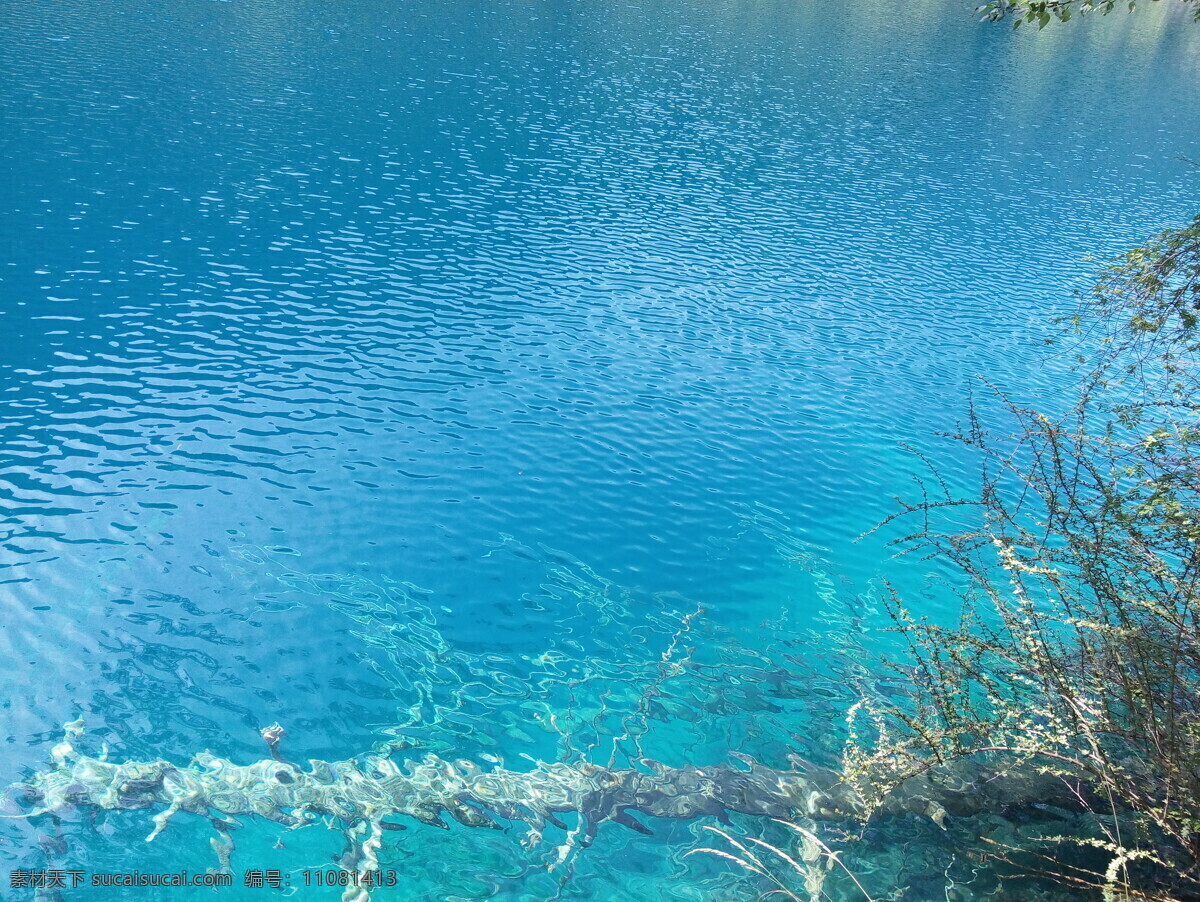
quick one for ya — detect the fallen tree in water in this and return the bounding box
[6,719,1112,901]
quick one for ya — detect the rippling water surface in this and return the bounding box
[2,0,1199,898]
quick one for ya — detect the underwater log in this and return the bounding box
[4,721,1098,901]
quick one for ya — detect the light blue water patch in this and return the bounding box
[1,0,1198,898]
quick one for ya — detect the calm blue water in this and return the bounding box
[1,0,1198,898]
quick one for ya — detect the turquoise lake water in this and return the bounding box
[2,0,1199,898]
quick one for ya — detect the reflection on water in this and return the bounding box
[1,0,1198,897]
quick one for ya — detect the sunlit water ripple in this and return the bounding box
[1,0,1198,898]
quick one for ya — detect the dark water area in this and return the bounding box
[1,0,1198,898]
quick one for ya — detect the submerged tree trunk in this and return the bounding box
[5,722,1107,900]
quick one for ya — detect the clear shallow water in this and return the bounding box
[1,0,1198,898]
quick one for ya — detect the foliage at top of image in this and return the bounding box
[843,214,1200,900]
[979,0,1200,26]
